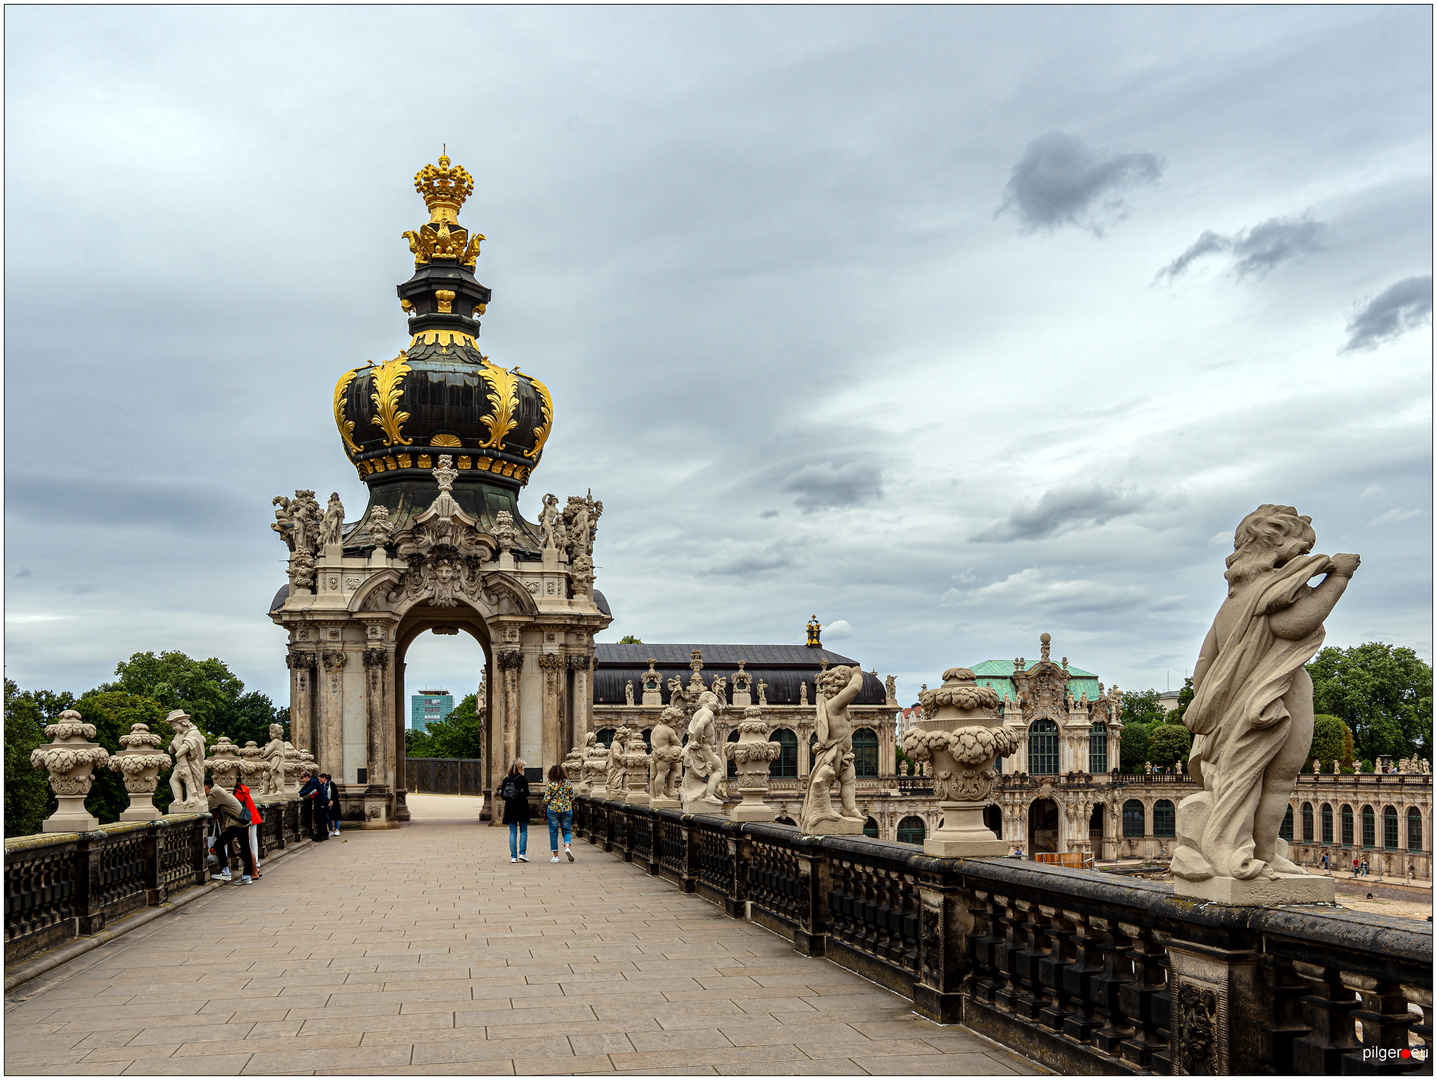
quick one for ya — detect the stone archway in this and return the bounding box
[1028,798,1059,854]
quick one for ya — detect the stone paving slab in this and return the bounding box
[5,794,1043,1075]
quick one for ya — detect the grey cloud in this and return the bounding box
[6,472,247,533]
[780,461,884,513]
[1000,131,1161,233]
[1157,214,1332,281]
[1341,275,1432,351]
[974,484,1152,542]
[759,509,780,519]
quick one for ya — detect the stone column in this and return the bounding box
[287,649,317,755]
[394,654,410,821]
[539,653,566,773]
[496,649,525,784]
[568,653,593,749]
[319,650,347,778]
[362,647,394,826]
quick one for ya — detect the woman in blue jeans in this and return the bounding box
[544,763,575,862]
[500,758,531,862]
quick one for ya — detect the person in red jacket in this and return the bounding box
[232,778,264,879]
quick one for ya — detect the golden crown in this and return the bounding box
[414,150,474,225]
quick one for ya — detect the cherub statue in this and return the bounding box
[680,692,725,812]
[261,722,286,795]
[166,711,207,811]
[649,706,684,801]
[800,666,865,832]
[757,679,768,706]
[1172,505,1359,887]
[624,681,634,706]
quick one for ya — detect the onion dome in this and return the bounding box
[335,151,552,550]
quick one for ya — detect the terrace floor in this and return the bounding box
[4,794,1042,1076]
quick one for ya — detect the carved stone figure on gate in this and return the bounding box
[649,706,683,804]
[1172,505,1358,904]
[321,492,345,547]
[167,710,208,811]
[800,666,865,834]
[680,692,725,813]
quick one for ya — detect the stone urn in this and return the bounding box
[107,723,172,821]
[902,668,1018,857]
[238,741,267,789]
[562,745,584,791]
[623,734,652,805]
[580,740,608,798]
[725,707,782,822]
[298,748,318,777]
[31,710,110,833]
[206,736,243,790]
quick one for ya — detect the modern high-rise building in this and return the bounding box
[410,689,453,732]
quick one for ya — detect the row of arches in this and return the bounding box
[595,725,883,779]
[1287,801,1423,850]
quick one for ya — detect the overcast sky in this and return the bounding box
[6,6,1431,712]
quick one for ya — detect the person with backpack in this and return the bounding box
[205,776,255,884]
[322,773,342,836]
[544,763,576,863]
[500,759,531,863]
[298,770,327,842]
[232,777,264,879]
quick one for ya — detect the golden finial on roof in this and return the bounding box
[413,150,475,226]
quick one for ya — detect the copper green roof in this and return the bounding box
[968,659,1101,705]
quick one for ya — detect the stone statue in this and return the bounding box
[800,666,865,833]
[648,706,683,804]
[757,679,768,706]
[540,493,561,553]
[493,510,518,556]
[680,692,725,813]
[166,711,207,811]
[799,681,809,706]
[1172,505,1358,904]
[885,674,897,705]
[321,492,345,547]
[625,680,635,706]
[711,675,726,708]
[581,732,609,795]
[261,723,286,795]
[562,491,602,559]
[364,504,393,546]
[605,728,629,796]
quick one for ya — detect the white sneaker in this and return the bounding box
[517,854,529,862]
[511,857,517,863]
[212,869,231,881]
[551,856,560,862]
[565,847,574,862]
[240,875,253,885]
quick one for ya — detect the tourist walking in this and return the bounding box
[232,777,264,878]
[544,763,575,862]
[204,777,255,884]
[501,759,531,863]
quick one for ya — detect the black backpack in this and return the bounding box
[500,775,519,801]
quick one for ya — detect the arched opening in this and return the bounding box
[1409,807,1424,851]
[1384,805,1400,850]
[1279,804,1293,841]
[1361,805,1376,848]
[775,814,797,827]
[808,732,818,773]
[1088,722,1108,774]
[983,805,1003,836]
[595,728,616,748]
[769,729,798,778]
[726,730,740,779]
[1122,799,1145,839]
[1302,802,1314,843]
[1154,799,1176,838]
[1028,719,1059,775]
[1089,803,1105,844]
[1340,804,1354,846]
[1028,798,1059,854]
[862,817,879,838]
[639,728,653,753]
[1321,803,1333,844]
[897,816,926,845]
[852,728,878,777]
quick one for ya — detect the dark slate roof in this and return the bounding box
[593,643,886,707]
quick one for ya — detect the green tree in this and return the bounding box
[72,690,172,822]
[1119,723,1151,772]
[5,680,58,836]
[407,694,484,760]
[102,651,285,749]
[1173,677,1195,725]
[1120,689,1165,728]
[1148,724,1193,769]
[1307,643,1432,764]
[618,635,643,644]
[1308,714,1352,772]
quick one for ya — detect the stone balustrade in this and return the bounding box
[574,794,1432,1076]
[4,795,308,968]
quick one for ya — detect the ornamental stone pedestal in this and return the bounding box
[107,723,171,821]
[623,738,652,805]
[238,741,268,790]
[726,707,782,822]
[282,743,303,793]
[903,668,1018,857]
[580,735,608,798]
[31,710,110,833]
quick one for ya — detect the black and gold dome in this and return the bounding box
[337,152,551,549]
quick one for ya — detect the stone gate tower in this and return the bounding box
[268,152,611,826]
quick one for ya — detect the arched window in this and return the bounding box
[769,729,798,778]
[1340,805,1353,846]
[1029,719,1059,775]
[1279,805,1294,841]
[726,730,739,779]
[1384,806,1399,850]
[775,815,796,827]
[1362,805,1376,848]
[862,817,879,838]
[640,728,653,753]
[1408,808,1423,851]
[808,732,817,768]
[1321,803,1333,844]
[1088,722,1108,774]
[1153,800,1175,838]
[1122,799,1145,838]
[596,728,616,749]
[984,805,1003,836]
[1302,803,1314,843]
[897,816,926,845]
[852,728,879,777]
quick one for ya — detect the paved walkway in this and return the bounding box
[4,795,1039,1075]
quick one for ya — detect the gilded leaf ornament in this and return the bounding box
[333,368,361,456]
[370,354,414,448]
[478,362,520,450]
[524,372,553,462]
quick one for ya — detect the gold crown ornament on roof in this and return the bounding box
[403,147,484,268]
